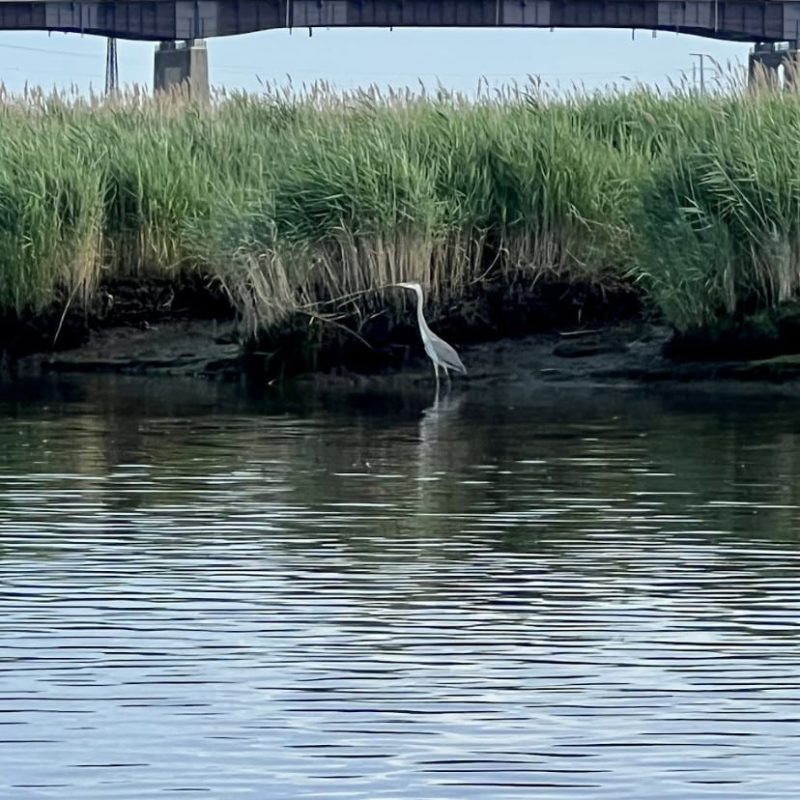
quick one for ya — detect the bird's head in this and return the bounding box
[395,282,422,292]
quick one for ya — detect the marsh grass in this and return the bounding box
[2,71,800,339]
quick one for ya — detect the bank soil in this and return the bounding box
[4,277,800,390]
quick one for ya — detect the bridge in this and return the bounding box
[0,0,798,42]
[0,0,797,94]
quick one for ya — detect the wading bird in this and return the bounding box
[396,282,467,388]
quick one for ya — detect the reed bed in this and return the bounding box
[1,75,800,338]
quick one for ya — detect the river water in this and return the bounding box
[1,375,800,799]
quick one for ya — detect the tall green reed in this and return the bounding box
[2,75,800,340]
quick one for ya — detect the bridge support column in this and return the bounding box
[748,42,800,91]
[748,43,782,89]
[154,39,209,101]
[784,44,800,92]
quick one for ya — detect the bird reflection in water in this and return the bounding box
[415,389,466,502]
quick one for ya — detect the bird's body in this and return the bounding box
[396,282,466,387]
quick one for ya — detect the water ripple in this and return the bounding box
[1,380,800,798]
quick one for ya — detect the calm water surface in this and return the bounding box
[1,376,800,799]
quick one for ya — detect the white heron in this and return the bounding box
[395,282,467,387]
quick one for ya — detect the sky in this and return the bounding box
[0,27,752,96]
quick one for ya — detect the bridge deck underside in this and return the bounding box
[0,0,797,42]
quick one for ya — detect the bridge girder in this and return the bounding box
[0,0,797,43]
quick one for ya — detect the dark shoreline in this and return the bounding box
[3,277,800,391]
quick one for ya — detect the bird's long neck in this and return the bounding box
[413,287,432,337]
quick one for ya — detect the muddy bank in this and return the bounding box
[13,319,245,379]
[303,321,800,393]
[14,317,800,392]
[4,277,800,390]
[4,277,641,380]
[2,276,240,379]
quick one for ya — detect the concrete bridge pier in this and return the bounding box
[748,42,800,90]
[784,45,800,91]
[154,39,209,101]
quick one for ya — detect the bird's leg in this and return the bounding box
[433,361,440,391]
[443,366,452,390]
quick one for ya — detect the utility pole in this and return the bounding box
[105,38,119,96]
[690,52,707,93]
